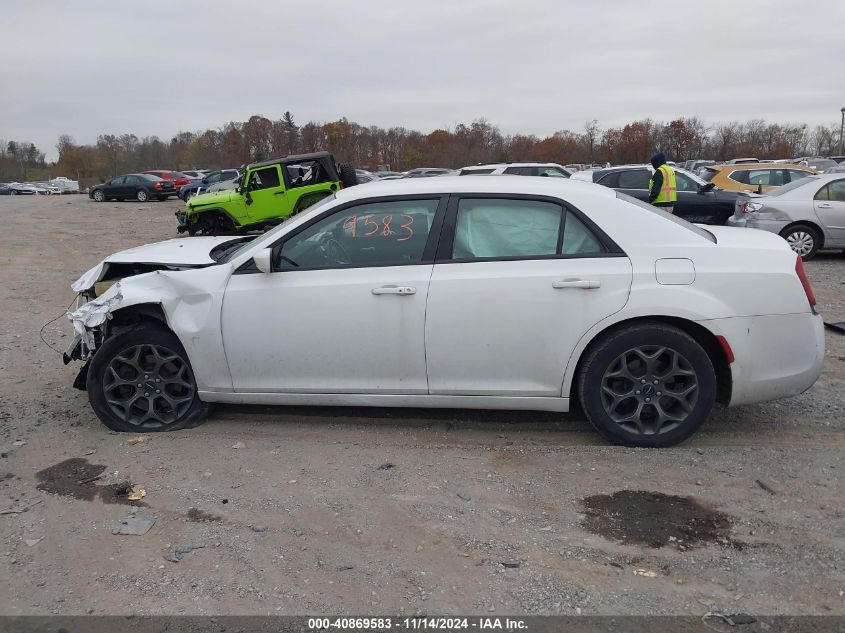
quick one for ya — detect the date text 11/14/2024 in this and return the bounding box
[307,617,529,630]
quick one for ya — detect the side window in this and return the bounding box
[111,176,126,185]
[277,199,439,269]
[728,170,750,184]
[787,169,811,183]
[595,172,619,188]
[562,212,605,255]
[538,167,568,177]
[828,180,845,202]
[460,169,495,175]
[286,160,332,188]
[125,175,139,185]
[503,166,533,176]
[452,198,562,259]
[617,170,650,189]
[814,185,829,201]
[675,172,698,192]
[248,166,281,191]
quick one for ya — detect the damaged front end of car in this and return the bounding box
[64,263,196,390]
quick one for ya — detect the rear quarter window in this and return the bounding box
[615,192,716,243]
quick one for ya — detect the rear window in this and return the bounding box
[615,192,716,243]
[766,176,819,197]
[699,167,719,181]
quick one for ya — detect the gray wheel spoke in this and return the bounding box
[103,343,195,429]
[600,344,698,436]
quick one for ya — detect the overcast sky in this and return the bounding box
[2,0,844,161]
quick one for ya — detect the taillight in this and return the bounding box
[154,182,162,189]
[795,255,816,308]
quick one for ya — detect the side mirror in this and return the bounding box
[201,178,208,184]
[756,183,763,194]
[253,248,273,273]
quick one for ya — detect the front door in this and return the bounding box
[243,165,285,223]
[220,196,444,393]
[425,196,632,396]
[814,179,845,244]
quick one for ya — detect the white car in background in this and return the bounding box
[66,177,823,447]
[459,163,572,177]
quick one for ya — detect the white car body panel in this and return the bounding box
[71,236,239,292]
[220,265,433,394]
[67,176,824,416]
[425,258,632,396]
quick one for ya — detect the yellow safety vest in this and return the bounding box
[648,164,677,204]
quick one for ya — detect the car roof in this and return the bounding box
[248,151,332,170]
[463,162,564,169]
[335,175,615,204]
[709,162,814,171]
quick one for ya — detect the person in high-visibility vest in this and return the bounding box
[648,152,677,213]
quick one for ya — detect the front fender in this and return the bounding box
[67,265,235,391]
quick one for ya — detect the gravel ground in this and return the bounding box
[0,195,843,616]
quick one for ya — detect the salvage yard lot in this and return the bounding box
[1,196,844,615]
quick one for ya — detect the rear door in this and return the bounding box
[814,179,845,244]
[425,195,632,396]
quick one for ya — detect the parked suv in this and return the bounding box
[699,163,816,194]
[178,169,242,201]
[176,152,357,235]
[459,162,571,177]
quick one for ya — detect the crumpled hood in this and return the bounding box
[187,188,236,208]
[71,236,239,293]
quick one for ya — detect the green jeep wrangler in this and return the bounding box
[176,151,357,235]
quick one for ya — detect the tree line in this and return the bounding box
[2,112,843,186]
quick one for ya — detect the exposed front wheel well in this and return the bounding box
[109,303,168,329]
[570,316,732,406]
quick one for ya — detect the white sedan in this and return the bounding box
[66,177,824,447]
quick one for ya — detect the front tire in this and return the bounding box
[92,189,104,202]
[86,322,209,432]
[577,323,716,447]
[136,189,149,202]
[780,223,820,260]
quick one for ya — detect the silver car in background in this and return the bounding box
[727,174,845,259]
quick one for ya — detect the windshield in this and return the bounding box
[615,192,716,243]
[765,176,818,197]
[216,194,338,263]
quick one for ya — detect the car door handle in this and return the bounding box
[372,285,416,295]
[817,203,832,208]
[274,190,285,195]
[552,279,601,289]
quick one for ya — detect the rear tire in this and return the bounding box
[86,322,210,433]
[137,189,149,202]
[338,163,358,188]
[577,322,716,447]
[780,223,821,260]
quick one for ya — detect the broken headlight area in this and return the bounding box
[65,285,124,364]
